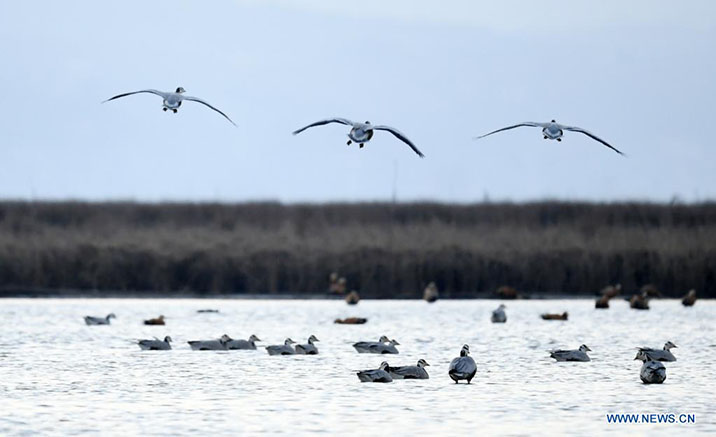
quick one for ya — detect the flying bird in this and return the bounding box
[292,118,424,158]
[103,87,236,126]
[475,120,623,155]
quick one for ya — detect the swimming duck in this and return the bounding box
[491,304,507,323]
[449,344,477,384]
[345,290,360,305]
[353,336,391,353]
[84,313,116,325]
[138,336,172,351]
[629,293,650,310]
[475,120,624,155]
[387,359,430,380]
[595,295,611,309]
[634,350,667,384]
[423,282,439,303]
[143,315,165,325]
[356,361,393,383]
[225,334,262,350]
[334,317,368,325]
[541,312,568,321]
[682,289,697,307]
[188,334,232,351]
[103,87,236,126]
[295,335,320,355]
[292,118,424,158]
[369,339,400,354]
[549,344,592,362]
[638,341,677,362]
[266,338,297,355]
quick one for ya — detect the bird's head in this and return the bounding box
[308,335,320,343]
[461,344,470,356]
[664,341,678,350]
[379,335,390,343]
[364,120,371,125]
[579,344,592,352]
[285,338,296,345]
[164,336,173,343]
[417,359,430,367]
[249,334,261,342]
[634,350,647,361]
[176,87,186,94]
[379,361,390,370]
[551,119,556,123]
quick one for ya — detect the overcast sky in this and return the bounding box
[1,1,714,203]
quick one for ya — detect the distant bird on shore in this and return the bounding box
[387,359,430,380]
[640,284,662,298]
[356,361,393,383]
[549,344,592,362]
[334,317,368,325]
[423,282,439,303]
[188,334,232,351]
[345,290,360,305]
[634,350,667,384]
[449,344,477,384]
[638,342,677,362]
[328,273,348,295]
[475,120,624,155]
[103,87,236,126]
[292,118,424,158]
[226,334,262,350]
[266,338,297,356]
[601,283,622,299]
[138,336,172,351]
[495,286,520,299]
[84,313,116,326]
[541,312,568,321]
[295,335,320,355]
[491,304,507,323]
[143,315,165,326]
[371,339,400,354]
[682,289,697,307]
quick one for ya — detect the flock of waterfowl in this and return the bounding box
[84,283,692,385]
[102,87,627,157]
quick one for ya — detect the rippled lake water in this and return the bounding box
[0,298,714,436]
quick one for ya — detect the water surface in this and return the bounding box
[0,298,713,436]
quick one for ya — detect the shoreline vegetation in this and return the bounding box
[0,201,714,298]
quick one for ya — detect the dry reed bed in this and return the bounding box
[0,201,714,297]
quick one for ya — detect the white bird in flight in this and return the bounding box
[475,120,623,155]
[103,87,236,126]
[292,118,424,158]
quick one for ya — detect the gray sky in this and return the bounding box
[1,0,715,202]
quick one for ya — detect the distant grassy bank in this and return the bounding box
[0,201,714,298]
